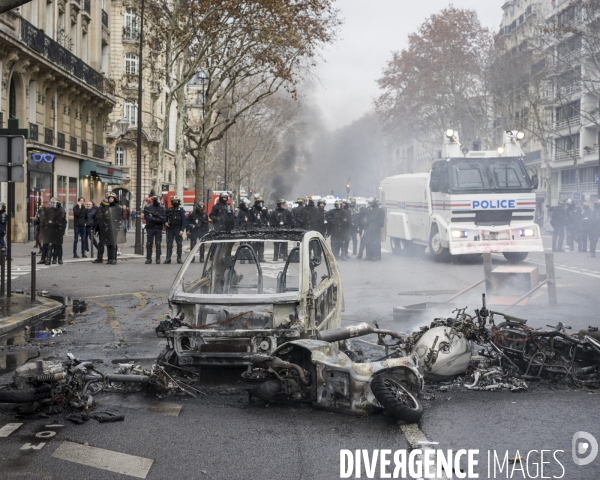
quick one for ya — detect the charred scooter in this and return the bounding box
[243,324,425,423]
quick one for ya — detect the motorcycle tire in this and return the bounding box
[371,374,423,424]
[249,378,281,402]
[0,385,51,403]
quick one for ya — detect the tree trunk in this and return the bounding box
[174,66,186,198]
[194,144,208,204]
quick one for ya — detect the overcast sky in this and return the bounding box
[309,0,506,131]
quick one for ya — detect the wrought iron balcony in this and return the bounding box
[93,144,105,159]
[102,9,108,27]
[57,132,65,149]
[44,128,54,145]
[21,18,108,95]
[81,140,88,156]
[29,123,38,141]
[70,136,77,152]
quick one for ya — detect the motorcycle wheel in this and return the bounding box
[371,374,423,423]
[0,385,51,403]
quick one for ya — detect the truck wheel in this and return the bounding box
[428,226,450,262]
[371,374,423,423]
[503,252,528,263]
[390,237,410,256]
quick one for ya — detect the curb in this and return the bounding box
[0,295,64,336]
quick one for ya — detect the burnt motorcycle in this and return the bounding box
[243,324,425,423]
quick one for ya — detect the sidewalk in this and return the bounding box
[8,227,145,268]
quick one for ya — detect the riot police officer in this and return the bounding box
[355,205,368,259]
[291,198,305,227]
[251,197,269,262]
[186,202,210,263]
[328,200,351,260]
[144,194,167,264]
[271,199,293,261]
[364,198,385,261]
[548,200,566,252]
[316,199,327,237]
[579,202,592,253]
[38,198,67,265]
[301,197,321,231]
[348,198,359,256]
[164,196,188,264]
[565,199,580,251]
[589,200,600,258]
[94,192,124,265]
[209,193,234,232]
[234,199,253,230]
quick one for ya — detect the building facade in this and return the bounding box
[104,0,175,213]
[0,0,119,242]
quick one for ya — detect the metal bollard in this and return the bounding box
[0,249,5,297]
[31,251,36,302]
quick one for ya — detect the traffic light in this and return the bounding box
[346,183,350,195]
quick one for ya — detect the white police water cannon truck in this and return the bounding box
[380,130,544,263]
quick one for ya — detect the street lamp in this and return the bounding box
[115,119,129,138]
[134,0,145,255]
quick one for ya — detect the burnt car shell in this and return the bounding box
[162,228,344,367]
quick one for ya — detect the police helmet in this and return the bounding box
[107,191,117,199]
[296,198,304,205]
[171,196,181,205]
[334,200,341,208]
[0,202,5,210]
[101,198,110,207]
[254,197,264,204]
[304,197,311,204]
[197,202,205,209]
[317,199,326,206]
[307,198,315,206]
[558,199,566,205]
[277,199,286,206]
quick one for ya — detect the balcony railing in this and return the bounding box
[29,123,38,141]
[560,181,597,192]
[554,149,579,162]
[84,0,90,14]
[123,26,140,41]
[81,140,88,156]
[57,132,65,149]
[102,9,108,27]
[21,19,108,95]
[44,128,54,145]
[555,116,580,130]
[555,83,581,98]
[70,136,77,152]
[93,144,105,159]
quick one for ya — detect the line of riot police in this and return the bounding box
[547,198,600,257]
[206,193,385,262]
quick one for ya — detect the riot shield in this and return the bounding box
[98,205,126,245]
[40,207,65,245]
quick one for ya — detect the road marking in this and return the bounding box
[400,423,448,479]
[91,301,123,340]
[52,441,154,479]
[147,402,182,416]
[0,423,23,437]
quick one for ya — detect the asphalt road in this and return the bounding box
[0,235,599,479]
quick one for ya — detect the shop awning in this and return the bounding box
[96,174,123,185]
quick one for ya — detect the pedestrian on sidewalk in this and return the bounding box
[73,197,87,258]
[122,205,130,233]
[85,201,99,253]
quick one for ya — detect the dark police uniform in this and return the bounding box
[165,201,188,264]
[144,198,167,264]
[187,204,210,262]
[270,204,293,261]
